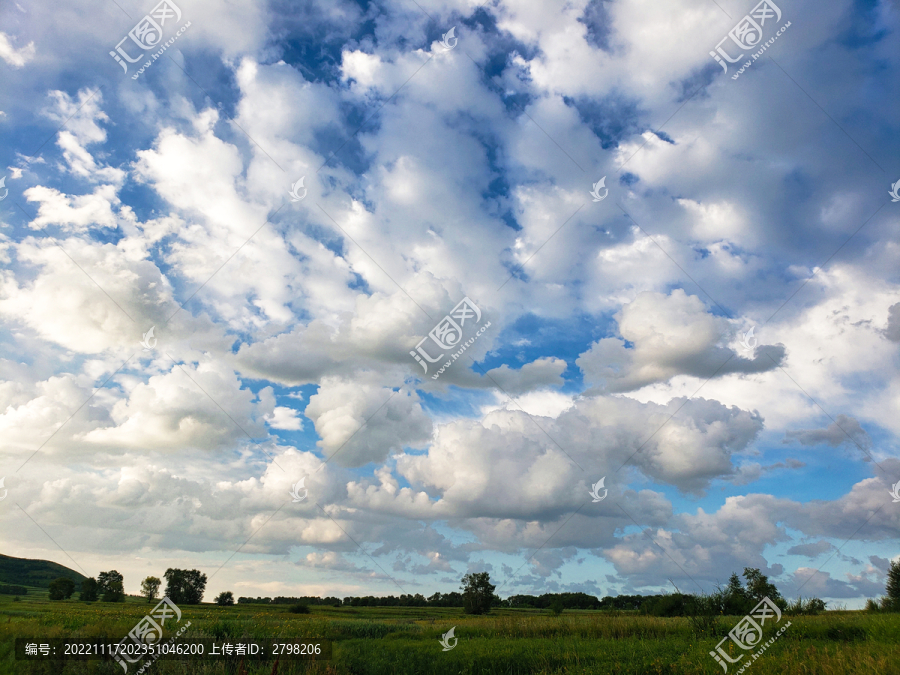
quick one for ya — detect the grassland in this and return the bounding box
[1,589,899,675]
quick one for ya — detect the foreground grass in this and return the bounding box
[1,592,899,674]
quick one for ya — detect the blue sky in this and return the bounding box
[0,0,898,608]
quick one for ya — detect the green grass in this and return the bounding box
[2,594,899,674]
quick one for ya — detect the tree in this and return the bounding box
[98,570,125,603]
[141,576,161,603]
[215,591,235,606]
[742,568,783,606]
[884,559,900,612]
[164,568,207,605]
[79,578,99,602]
[461,572,496,615]
[48,577,75,600]
[723,572,750,615]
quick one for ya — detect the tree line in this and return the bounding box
[41,561,900,613]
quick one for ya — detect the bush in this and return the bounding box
[786,597,827,615]
[215,591,235,606]
[288,604,310,614]
[48,577,76,601]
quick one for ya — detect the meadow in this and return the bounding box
[1,589,899,675]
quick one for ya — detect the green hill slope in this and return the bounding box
[0,553,87,588]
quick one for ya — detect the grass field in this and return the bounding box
[2,590,899,674]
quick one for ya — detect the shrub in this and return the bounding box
[215,591,235,606]
[786,597,827,615]
[288,604,310,614]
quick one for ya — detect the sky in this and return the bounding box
[0,0,898,609]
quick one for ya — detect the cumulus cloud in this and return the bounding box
[1,0,897,605]
[577,290,785,392]
[305,378,432,467]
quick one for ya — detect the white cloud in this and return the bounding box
[577,289,784,392]
[0,32,34,67]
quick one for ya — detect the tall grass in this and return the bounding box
[2,593,899,675]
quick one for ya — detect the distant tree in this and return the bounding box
[48,577,76,600]
[288,603,310,614]
[215,591,235,606]
[549,597,565,615]
[461,572,496,615]
[140,576,161,603]
[884,559,900,612]
[742,568,784,607]
[79,578,99,602]
[164,568,207,605]
[98,570,125,603]
[0,585,28,595]
[722,572,750,615]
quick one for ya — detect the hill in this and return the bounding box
[0,553,87,589]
